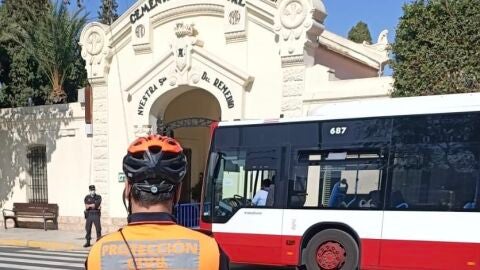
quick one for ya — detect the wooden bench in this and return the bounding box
[2,203,58,231]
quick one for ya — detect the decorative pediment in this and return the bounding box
[125,45,254,121]
[124,21,254,122]
[124,45,254,96]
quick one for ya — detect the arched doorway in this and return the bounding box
[159,89,221,203]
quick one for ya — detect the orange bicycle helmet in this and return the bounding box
[122,135,187,194]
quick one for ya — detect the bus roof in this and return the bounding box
[219,92,480,127]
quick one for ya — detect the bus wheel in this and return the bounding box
[304,229,359,270]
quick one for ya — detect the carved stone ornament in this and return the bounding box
[174,22,197,38]
[169,22,203,86]
[135,24,146,38]
[131,13,152,55]
[188,67,202,85]
[280,0,308,30]
[274,0,327,58]
[79,23,112,83]
[229,10,241,26]
[86,31,104,55]
[364,29,389,52]
[224,2,247,43]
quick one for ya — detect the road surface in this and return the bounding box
[0,246,294,269]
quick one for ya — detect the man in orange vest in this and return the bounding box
[85,135,229,270]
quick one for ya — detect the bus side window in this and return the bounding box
[289,152,384,209]
[389,143,480,211]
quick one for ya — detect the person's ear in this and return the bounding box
[124,181,131,196]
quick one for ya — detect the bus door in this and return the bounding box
[283,151,386,268]
[208,147,285,265]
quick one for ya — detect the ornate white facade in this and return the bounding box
[1,0,392,230]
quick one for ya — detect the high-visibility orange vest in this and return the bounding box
[85,213,228,270]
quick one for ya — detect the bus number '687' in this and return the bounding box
[330,127,347,135]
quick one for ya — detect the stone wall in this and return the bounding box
[58,216,127,234]
[0,103,92,218]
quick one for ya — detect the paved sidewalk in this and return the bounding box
[0,227,90,251]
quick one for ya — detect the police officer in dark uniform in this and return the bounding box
[84,185,102,248]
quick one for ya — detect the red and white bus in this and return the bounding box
[199,93,480,270]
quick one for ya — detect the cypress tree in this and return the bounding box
[348,21,373,44]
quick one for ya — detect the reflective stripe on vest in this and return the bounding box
[101,239,200,269]
[87,224,220,270]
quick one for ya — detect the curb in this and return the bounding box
[0,239,80,251]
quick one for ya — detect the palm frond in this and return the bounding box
[2,0,87,103]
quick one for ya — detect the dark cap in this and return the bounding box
[89,185,96,191]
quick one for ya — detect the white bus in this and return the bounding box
[199,93,480,270]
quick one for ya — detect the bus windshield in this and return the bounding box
[203,148,278,223]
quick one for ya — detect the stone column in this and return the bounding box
[80,23,113,216]
[91,82,110,216]
[274,0,327,117]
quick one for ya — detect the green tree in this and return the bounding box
[0,4,8,97]
[98,0,119,25]
[3,1,87,104]
[0,0,51,107]
[348,21,372,44]
[391,0,480,97]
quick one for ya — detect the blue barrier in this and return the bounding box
[174,203,200,228]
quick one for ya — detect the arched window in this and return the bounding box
[27,145,48,203]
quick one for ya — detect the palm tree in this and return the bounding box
[6,1,87,103]
[63,0,83,8]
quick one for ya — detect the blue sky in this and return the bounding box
[83,0,408,43]
[323,0,408,45]
[322,0,411,75]
[80,0,410,75]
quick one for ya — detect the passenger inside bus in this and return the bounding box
[464,201,477,209]
[391,190,409,208]
[359,190,382,209]
[327,179,349,208]
[464,175,480,209]
[252,179,272,206]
